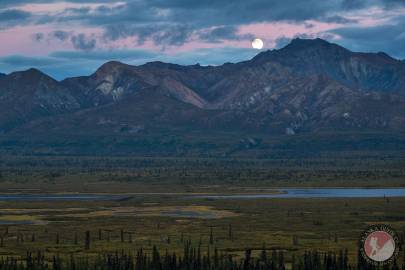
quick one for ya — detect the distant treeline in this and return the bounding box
[1,155,405,188]
[0,242,403,270]
[1,131,405,158]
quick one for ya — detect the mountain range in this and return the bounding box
[1,38,405,155]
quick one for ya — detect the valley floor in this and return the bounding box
[0,156,404,268]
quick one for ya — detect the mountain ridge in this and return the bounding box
[1,38,405,137]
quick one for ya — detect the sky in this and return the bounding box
[0,0,404,80]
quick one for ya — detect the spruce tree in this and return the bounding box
[84,231,90,250]
[209,226,214,245]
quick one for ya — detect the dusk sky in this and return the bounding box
[0,0,404,80]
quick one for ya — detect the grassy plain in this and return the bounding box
[0,155,404,266]
[0,190,404,263]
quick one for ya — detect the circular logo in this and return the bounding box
[359,224,399,266]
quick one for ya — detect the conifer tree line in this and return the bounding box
[0,241,404,270]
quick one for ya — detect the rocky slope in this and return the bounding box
[1,38,405,136]
[0,68,80,132]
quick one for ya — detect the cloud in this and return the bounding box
[0,9,32,28]
[103,24,188,44]
[70,33,97,51]
[1,0,405,75]
[330,15,405,58]
[0,46,259,80]
[0,0,121,8]
[32,32,45,41]
[0,0,365,43]
[50,49,159,60]
[0,48,161,79]
[321,15,358,24]
[0,9,31,21]
[198,26,254,43]
[163,47,258,66]
[30,0,397,50]
[0,55,62,66]
[102,24,253,47]
[151,25,192,46]
[102,23,194,46]
[51,30,70,41]
[33,30,98,51]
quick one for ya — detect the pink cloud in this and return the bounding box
[238,21,341,48]
[0,5,401,57]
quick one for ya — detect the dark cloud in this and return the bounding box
[50,49,158,60]
[45,0,388,49]
[330,15,405,58]
[103,24,193,46]
[0,9,31,21]
[198,26,254,43]
[32,32,45,41]
[88,0,335,28]
[341,0,368,10]
[144,0,336,23]
[33,30,70,43]
[0,0,121,8]
[71,33,97,51]
[102,24,141,41]
[342,0,405,9]
[2,0,403,50]
[103,24,252,47]
[64,7,91,15]
[51,30,70,41]
[1,0,405,78]
[0,55,62,66]
[152,25,192,46]
[2,0,405,28]
[33,31,97,51]
[322,15,358,24]
[0,9,31,29]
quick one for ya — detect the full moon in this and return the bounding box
[252,38,264,49]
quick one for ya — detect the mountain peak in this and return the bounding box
[252,38,349,63]
[102,60,125,67]
[95,61,130,76]
[283,38,343,52]
[8,68,55,82]
[142,61,204,71]
[290,37,329,45]
[97,60,127,70]
[24,68,50,77]
[24,68,44,75]
[143,61,180,68]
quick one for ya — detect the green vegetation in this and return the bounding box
[0,242,403,270]
[0,195,404,264]
[0,153,405,193]
[0,155,404,269]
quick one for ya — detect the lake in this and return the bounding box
[0,189,405,202]
[0,194,128,201]
[191,188,405,199]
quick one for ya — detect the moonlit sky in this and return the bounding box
[0,0,404,80]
